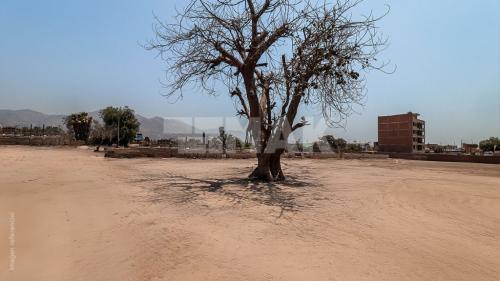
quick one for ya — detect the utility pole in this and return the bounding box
[117,116,120,147]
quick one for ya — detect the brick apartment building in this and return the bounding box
[378,112,425,153]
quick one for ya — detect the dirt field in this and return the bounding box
[1,146,500,281]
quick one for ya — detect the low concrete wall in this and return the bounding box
[226,153,255,159]
[389,153,500,164]
[105,147,258,159]
[104,147,178,158]
[104,147,389,160]
[284,152,389,159]
[0,136,68,146]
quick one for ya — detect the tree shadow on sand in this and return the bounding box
[134,171,318,215]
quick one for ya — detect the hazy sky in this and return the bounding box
[1,0,499,144]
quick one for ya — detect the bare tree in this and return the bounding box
[147,0,390,181]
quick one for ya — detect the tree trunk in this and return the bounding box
[249,150,285,181]
[249,153,272,181]
[270,150,285,181]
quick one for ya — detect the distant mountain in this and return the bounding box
[136,115,200,139]
[0,109,65,128]
[0,109,196,139]
[0,109,247,140]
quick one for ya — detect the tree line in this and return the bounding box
[479,137,500,152]
[64,106,140,146]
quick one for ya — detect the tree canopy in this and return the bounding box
[322,135,347,152]
[479,137,500,152]
[99,106,140,146]
[147,0,389,180]
[64,112,93,142]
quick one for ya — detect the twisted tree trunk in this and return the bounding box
[249,153,272,181]
[249,149,285,181]
[270,150,285,181]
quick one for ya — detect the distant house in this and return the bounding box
[442,145,459,153]
[425,143,439,152]
[462,143,479,154]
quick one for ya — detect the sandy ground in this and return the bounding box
[1,146,500,281]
